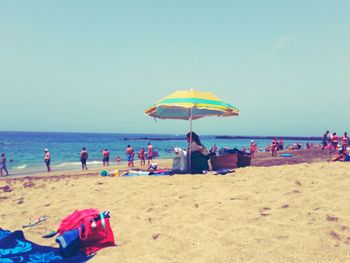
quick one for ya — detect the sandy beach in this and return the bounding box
[1,149,350,262]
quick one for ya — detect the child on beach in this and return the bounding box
[80,147,88,171]
[332,145,349,162]
[147,162,157,171]
[0,153,9,176]
[44,149,51,173]
[116,155,120,164]
[138,147,145,166]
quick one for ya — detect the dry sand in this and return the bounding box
[1,150,350,262]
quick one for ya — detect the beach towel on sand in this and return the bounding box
[0,228,90,262]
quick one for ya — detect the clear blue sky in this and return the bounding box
[1,1,349,136]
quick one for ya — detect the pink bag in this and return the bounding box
[57,208,116,255]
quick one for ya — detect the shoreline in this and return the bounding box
[1,147,333,179]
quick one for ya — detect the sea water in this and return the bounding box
[0,131,319,176]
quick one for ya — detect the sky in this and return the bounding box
[0,0,349,136]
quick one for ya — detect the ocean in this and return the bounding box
[0,131,320,176]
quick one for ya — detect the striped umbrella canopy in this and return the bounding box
[145,89,239,173]
[144,89,239,120]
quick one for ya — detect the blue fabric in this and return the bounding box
[56,228,81,257]
[0,229,91,263]
[122,170,174,176]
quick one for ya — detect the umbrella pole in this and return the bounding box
[189,108,193,173]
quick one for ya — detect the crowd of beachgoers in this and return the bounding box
[1,130,349,177]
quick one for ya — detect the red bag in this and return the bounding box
[57,208,116,255]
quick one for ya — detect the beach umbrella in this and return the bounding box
[144,89,239,172]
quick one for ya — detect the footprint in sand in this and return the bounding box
[23,181,35,188]
[285,189,300,195]
[345,237,350,245]
[327,215,339,222]
[260,207,271,216]
[341,225,349,231]
[329,231,341,240]
[152,233,160,240]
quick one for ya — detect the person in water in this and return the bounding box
[186,132,209,174]
[80,147,88,171]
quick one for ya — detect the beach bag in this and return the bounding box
[57,208,115,256]
[172,148,188,173]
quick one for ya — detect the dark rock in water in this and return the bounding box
[215,135,322,141]
[121,137,185,141]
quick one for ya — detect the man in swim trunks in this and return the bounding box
[126,145,134,167]
[44,149,51,173]
[102,149,110,166]
[80,147,88,171]
[147,142,153,165]
[0,153,9,176]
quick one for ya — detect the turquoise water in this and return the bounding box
[0,131,319,175]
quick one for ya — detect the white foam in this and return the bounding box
[15,164,27,169]
[55,162,81,168]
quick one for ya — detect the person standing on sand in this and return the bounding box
[126,145,134,167]
[322,130,330,150]
[0,153,9,176]
[102,149,110,166]
[116,155,120,164]
[331,132,339,151]
[44,149,51,173]
[147,142,153,165]
[138,147,145,166]
[271,138,279,157]
[249,140,257,158]
[80,147,88,171]
[342,132,349,146]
